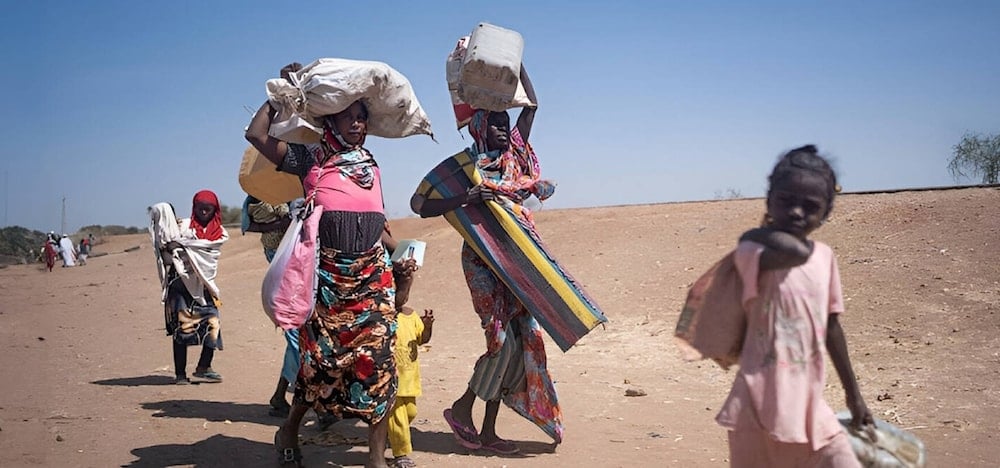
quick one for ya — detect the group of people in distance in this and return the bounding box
[41,232,92,271]
[147,56,873,468]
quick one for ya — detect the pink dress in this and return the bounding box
[716,240,846,451]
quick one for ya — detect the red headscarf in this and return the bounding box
[191,190,224,241]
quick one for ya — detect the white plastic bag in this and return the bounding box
[266,58,433,143]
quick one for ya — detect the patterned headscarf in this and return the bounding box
[468,109,542,200]
[318,105,376,189]
[191,190,224,241]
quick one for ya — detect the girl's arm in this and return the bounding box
[409,185,496,218]
[826,314,873,429]
[740,228,812,270]
[515,64,537,142]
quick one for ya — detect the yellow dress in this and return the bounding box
[394,310,425,397]
[389,309,425,457]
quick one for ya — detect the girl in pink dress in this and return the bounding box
[718,145,873,468]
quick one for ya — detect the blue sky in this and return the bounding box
[2,1,998,233]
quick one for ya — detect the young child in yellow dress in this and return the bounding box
[388,258,433,468]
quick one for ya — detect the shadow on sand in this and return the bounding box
[141,399,278,426]
[91,375,180,387]
[123,422,556,467]
[409,426,557,458]
[123,434,272,468]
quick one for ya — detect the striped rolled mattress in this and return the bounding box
[415,149,607,351]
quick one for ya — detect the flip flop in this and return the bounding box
[480,438,519,455]
[442,408,482,449]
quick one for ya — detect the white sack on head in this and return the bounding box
[266,58,434,143]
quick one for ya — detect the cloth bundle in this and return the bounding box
[266,58,433,143]
[674,252,746,370]
[149,203,227,307]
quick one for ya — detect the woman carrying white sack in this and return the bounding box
[246,59,432,468]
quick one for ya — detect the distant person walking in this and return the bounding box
[43,240,57,272]
[58,234,77,267]
[77,237,90,265]
[149,190,229,384]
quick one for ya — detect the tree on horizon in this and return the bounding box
[948,132,1000,185]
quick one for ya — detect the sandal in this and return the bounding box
[480,438,519,455]
[392,456,417,468]
[443,408,482,449]
[274,430,303,467]
[193,368,223,382]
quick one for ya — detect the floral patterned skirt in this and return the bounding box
[294,243,397,425]
[462,243,563,443]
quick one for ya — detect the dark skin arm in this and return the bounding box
[392,258,418,310]
[381,223,399,254]
[826,314,874,429]
[419,309,434,344]
[409,185,496,218]
[740,228,813,270]
[245,63,302,166]
[159,240,183,266]
[515,64,537,142]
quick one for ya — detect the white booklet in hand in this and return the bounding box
[390,239,426,266]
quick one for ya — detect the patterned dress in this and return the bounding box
[461,109,563,443]
[280,142,397,424]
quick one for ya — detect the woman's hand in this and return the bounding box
[465,184,496,205]
[393,258,418,277]
[280,62,302,81]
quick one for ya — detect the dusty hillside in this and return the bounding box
[0,187,997,467]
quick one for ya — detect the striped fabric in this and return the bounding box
[415,150,607,351]
[467,322,526,400]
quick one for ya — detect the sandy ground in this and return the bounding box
[1,187,998,467]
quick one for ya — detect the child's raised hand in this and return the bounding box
[420,309,435,326]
